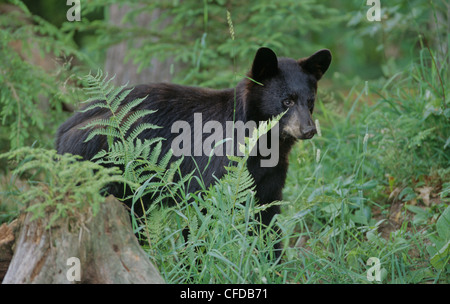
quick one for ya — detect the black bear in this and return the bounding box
[56,47,331,255]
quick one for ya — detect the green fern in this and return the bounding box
[79,70,192,230]
[81,71,160,178]
[217,112,285,208]
[147,115,287,281]
[0,147,128,228]
[80,71,160,169]
[79,70,285,258]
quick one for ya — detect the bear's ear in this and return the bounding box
[298,49,332,80]
[250,47,278,82]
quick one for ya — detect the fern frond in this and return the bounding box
[108,86,131,111]
[128,123,162,142]
[115,96,149,122]
[0,147,129,228]
[84,127,122,143]
[79,102,110,113]
[121,109,157,134]
[100,73,117,98]
[91,149,108,161]
[78,70,191,227]
[158,148,174,169]
[203,113,286,211]
[148,141,162,165]
[163,157,185,185]
[141,137,165,149]
[80,117,118,130]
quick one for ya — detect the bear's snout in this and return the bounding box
[300,125,317,139]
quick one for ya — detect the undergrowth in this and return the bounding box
[1,55,448,282]
[0,147,126,228]
[281,39,449,283]
[0,1,448,284]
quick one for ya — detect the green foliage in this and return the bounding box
[0,1,87,152]
[0,147,126,228]
[344,0,448,78]
[281,22,449,282]
[66,0,344,88]
[367,41,449,184]
[144,116,286,283]
[427,205,450,270]
[77,71,288,282]
[80,70,160,166]
[0,0,449,284]
[79,71,194,238]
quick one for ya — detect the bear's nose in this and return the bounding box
[301,126,317,139]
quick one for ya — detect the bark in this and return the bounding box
[104,5,174,86]
[1,195,164,284]
[0,221,17,282]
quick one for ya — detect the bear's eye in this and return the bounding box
[283,98,295,107]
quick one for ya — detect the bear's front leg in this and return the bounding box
[250,162,288,260]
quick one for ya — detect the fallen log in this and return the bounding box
[1,195,164,284]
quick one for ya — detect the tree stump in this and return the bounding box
[0,221,16,281]
[1,195,164,284]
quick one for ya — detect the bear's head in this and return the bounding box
[245,47,332,140]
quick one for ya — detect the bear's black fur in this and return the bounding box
[56,47,331,254]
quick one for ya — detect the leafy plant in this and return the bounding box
[427,205,450,271]
[75,68,288,282]
[366,43,449,185]
[1,0,449,284]
[78,71,195,240]
[65,0,343,88]
[0,1,86,152]
[146,114,286,283]
[0,147,127,228]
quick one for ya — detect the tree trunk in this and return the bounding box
[1,196,164,284]
[104,5,174,86]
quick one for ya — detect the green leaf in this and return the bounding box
[399,187,417,202]
[357,180,378,190]
[429,240,450,270]
[436,205,450,241]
